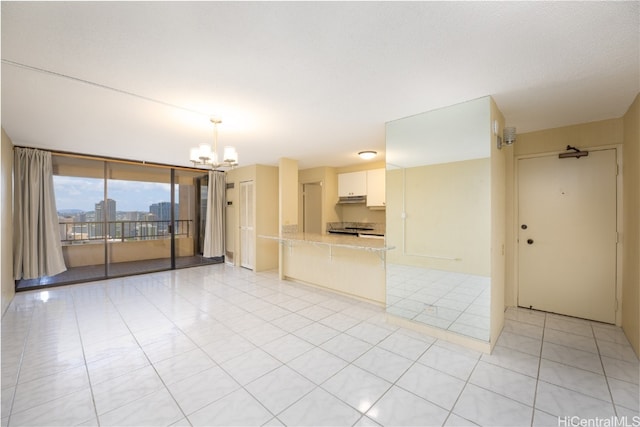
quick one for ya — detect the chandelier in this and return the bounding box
[190,118,239,169]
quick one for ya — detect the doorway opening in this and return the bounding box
[303,182,322,234]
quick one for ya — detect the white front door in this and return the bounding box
[517,149,617,323]
[239,180,255,270]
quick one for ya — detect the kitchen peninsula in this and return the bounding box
[260,232,394,305]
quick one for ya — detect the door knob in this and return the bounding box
[521,224,528,230]
[527,238,534,245]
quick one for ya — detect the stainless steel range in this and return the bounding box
[326,222,384,238]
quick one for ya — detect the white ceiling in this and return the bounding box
[2,1,638,169]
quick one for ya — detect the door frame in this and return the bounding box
[239,179,255,270]
[513,144,623,326]
[299,179,325,233]
[301,181,323,234]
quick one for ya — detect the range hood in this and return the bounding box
[337,195,366,204]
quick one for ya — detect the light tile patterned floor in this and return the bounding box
[387,264,491,341]
[1,264,638,426]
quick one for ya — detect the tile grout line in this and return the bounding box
[210,271,382,425]
[255,308,387,424]
[439,344,482,427]
[238,289,367,424]
[150,268,320,424]
[593,322,620,417]
[531,312,627,422]
[242,310,400,426]
[145,270,276,423]
[529,309,547,426]
[69,287,103,426]
[342,330,437,426]
[100,276,193,425]
[4,296,37,427]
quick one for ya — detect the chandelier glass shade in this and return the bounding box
[190,119,238,168]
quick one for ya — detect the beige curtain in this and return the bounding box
[203,170,225,258]
[13,147,67,279]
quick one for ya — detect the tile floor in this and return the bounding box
[386,264,491,341]
[1,264,638,426]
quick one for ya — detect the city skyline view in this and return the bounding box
[53,176,174,212]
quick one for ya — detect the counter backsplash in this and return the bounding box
[281,224,299,234]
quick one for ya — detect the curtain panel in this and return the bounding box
[13,148,67,280]
[203,170,225,258]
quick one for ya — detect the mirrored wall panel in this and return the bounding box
[385,97,492,341]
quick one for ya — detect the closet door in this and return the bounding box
[239,180,255,270]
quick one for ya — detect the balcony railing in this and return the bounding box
[59,220,192,244]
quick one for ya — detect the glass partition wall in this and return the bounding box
[15,154,220,290]
[385,97,493,342]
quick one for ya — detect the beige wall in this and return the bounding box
[298,167,340,234]
[513,119,624,156]
[256,165,279,271]
[505,118,625,307]
[1,129,14,314]
[339,204,386,224]
[299,162,386,229]
[622,94,640,356]
[387,158,491,276]
[283,243,386,304]
[226,164,279,272]
[279,158,298,232]
[490,98,506,348]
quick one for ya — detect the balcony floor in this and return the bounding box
[15,255,224,291]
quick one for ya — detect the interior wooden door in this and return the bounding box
[517,149,617,323]
[303,182,322,234]
[239,180,255,270]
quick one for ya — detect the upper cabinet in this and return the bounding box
[338,171,367,197]
[366,168,385,208]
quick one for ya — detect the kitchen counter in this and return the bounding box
[260,232,393,252]
[259,233,393,304]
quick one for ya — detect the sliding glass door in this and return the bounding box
[105,161,173,276]
[16,154,219,290]
[174,169,218,268]
[46,155,107,286]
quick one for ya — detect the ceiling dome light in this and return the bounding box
[358,150,377,160]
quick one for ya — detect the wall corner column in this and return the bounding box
[278,158,299,279]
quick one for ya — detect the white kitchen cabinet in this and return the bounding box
[338,171,367,197]
[366,168,386,207]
